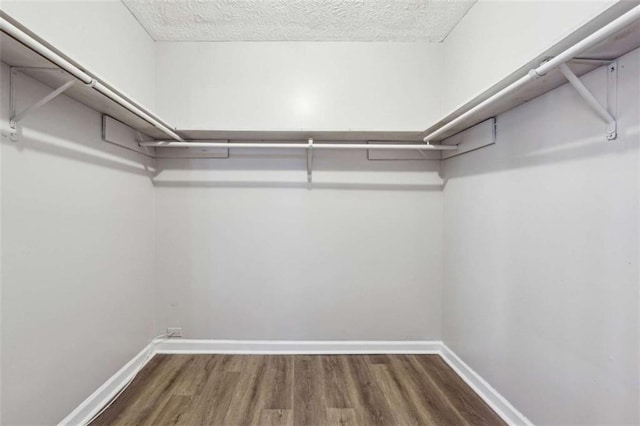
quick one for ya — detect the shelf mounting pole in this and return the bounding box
[558,62,617,140]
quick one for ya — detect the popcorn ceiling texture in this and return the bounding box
[122,0,476,42]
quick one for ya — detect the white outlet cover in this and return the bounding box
[167,327,183,337]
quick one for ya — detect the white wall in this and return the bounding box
[0,64,157,425]
[441,47,640,425]
[155,42,443,131]
[0,47,3,426]
[1,0,157,109]
[440,0,619,115]
[153,153,443,340]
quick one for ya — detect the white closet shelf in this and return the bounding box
[1,5,639,149]
[173,129,425,142]
[0,12,178,141]
[423,3,640,142]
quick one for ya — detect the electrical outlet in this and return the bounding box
[167,327,182,338]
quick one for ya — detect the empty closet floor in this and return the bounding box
[92,354,505,425]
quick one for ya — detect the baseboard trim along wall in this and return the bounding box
[439,344,534,426]
[59,339,532,426]
[58,342,156,426]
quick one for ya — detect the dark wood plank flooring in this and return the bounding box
[92,354,505,425]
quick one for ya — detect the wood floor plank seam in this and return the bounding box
[92,354,507,426]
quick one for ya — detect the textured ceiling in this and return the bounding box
[122,0,476,42]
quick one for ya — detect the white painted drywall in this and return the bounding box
[0,49,3,426]
[441,47,640,424]
[440,0,619,115]
[0,63,157,425]
[153,152,443,340]
[1,0,157,110]
[154,42,443,131]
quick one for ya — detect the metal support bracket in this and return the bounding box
[9,67,75,141]
[559,62,617,140]
[306,138,314,183]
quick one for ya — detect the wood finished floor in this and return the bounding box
[92,354,505,426]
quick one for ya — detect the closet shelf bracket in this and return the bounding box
[9,67,75,141]
[307,138,314,183]
[558,61,617,141]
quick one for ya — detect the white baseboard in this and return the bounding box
[154,339,442,354]
[57,342,155,426]
[438,343,533,426]
[59,338,531,426]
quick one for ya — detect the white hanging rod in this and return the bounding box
[423,4,640,142]
[0,16,183,142]
[140,141,458,150]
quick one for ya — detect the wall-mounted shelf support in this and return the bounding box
[440,118,496,160]
[558,62,617,140]
[9,67,75,141]
[306,138,314,183]
[570,58,617,66]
